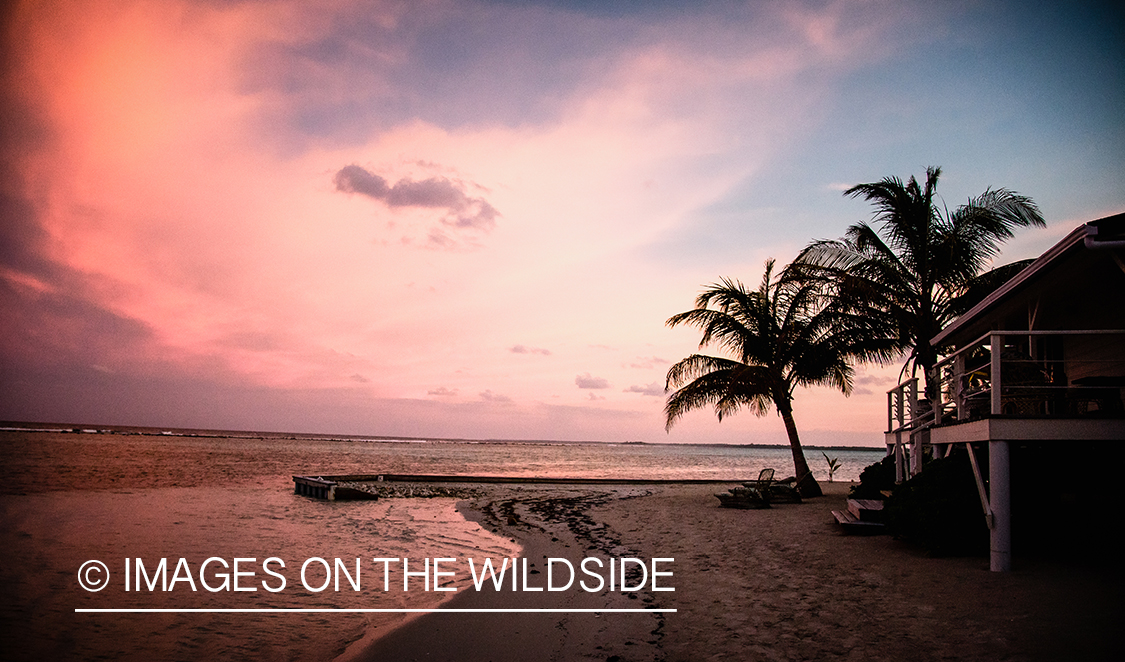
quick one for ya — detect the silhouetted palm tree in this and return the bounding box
[665,260,897,497]
[794,167,1044,401]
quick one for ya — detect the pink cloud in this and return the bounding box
[478,390,512,404]
[575,373,610,390]
[510,345,551,356]
[624,382,664,397]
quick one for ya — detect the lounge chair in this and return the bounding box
[742,467,775,493]
[767,474,803,503]
[715,468,775,509]
[715,485,771,509]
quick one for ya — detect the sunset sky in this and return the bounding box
[2,0,1123,446]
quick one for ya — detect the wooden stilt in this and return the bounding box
[989,440,1011,572]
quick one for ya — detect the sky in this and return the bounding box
[2,0,1123,446]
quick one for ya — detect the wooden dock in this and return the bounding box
[292,473,747,501]
[292,475,378,501]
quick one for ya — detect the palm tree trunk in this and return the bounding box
[917,341,940,404]
[777,400,822,497]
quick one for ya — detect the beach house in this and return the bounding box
[885,212,1125,571]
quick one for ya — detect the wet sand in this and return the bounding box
[353,482,1123,662]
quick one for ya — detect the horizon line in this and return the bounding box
[1,420,885,451]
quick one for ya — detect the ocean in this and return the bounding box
[0,426,885,661]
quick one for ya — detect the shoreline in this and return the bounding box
[345,484,669,661]
[346,481,1122,661]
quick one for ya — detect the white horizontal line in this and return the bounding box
[77,612,675,616]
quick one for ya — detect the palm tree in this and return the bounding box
[793,167,1044,401]
[665,259,897,497]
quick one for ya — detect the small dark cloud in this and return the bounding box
[853,372,895,396]
[510,344,551,356]
[334,165,499,232]
[425,229,458,250]
[587,392,605,401]
[479,389,512,403]
[575,373,609,389]
[349,373,369,383]
[334,164,389,198]
[428,386,458,396]
[624,381,664,396]
[627,356,668,369]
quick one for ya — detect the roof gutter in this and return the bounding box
[1084,237,1125,249]
[1084,213,1125,249]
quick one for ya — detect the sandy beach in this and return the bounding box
[354,482,1122,662]
[2,430,1119,661]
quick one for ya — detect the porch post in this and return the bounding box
[990,332,1002,415]
[887,390,894,436]
[894,433,904,483]
[954,353,967,420]
[989,439,1012,572]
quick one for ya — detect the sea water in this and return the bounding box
[0,427,884,661]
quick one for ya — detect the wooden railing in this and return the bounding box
[889,329,1125,432]
[928,330,1125,425]
[885,377,930,481]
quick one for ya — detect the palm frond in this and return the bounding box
[947,258,1035,317]
[798,167,1041,400]
[663,358,773,430]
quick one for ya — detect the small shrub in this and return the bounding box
[883,449,988,556]
[849,454,896,500]
[823,452,842,482]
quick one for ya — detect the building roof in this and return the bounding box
[931,212,1125,348]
